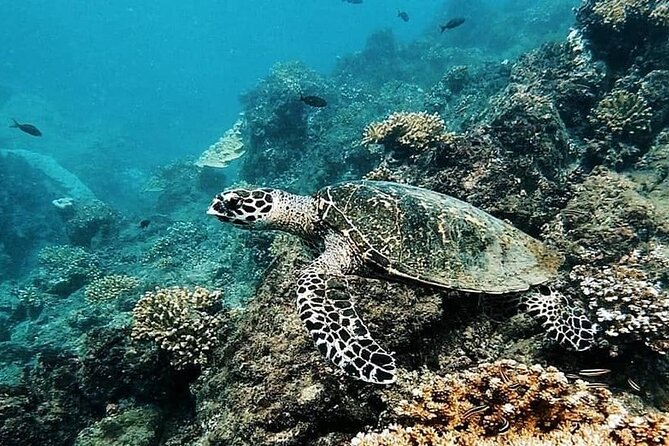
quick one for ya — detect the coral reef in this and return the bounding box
[34,244,101,296]
[630,130,669,220]
[195,117,247,169]
[84,274,140,302]
[0,326,191,446]
[352,360,669,446]
[587,89,654,166]
[4,1,669,444]
[542,166,667,265]
[577,0,669,70]
[590,0,668,29]
[487,88,572,178]
[239,61,338,191]
[188,238,450,445]
[570,245,669,355]
[74,405,161,446]
[508,35,607,129]
[143,221,209,270]
[62,199,117,248]
[590,91,653,141]
[425,62,511,132]
[366,87,577,232]
[0,353,95,446]
[540,165,669,357]
[362,112,450,155]
[580,68,669,169]
[131,286,227,370]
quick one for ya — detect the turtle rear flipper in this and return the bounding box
[522,287,598,351]
[297,234,396,384]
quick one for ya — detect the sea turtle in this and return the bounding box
[207,180,596,384]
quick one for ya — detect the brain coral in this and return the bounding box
[131,286,227,369]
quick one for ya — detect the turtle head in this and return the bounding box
[207,187,276,228]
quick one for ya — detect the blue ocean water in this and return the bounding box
[4,0,668,444]
[1,1,454,165]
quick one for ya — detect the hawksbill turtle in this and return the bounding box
[207,180,596,384]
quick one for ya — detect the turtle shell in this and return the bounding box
[316,180,562,293]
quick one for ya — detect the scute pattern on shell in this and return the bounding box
[317,181,562,293]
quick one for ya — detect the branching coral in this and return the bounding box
[131,286,227,369]
[36,244,101,295]
[352,360,669,446]
[195,117,246,169]
[570,244,669,354]
[590,90,653,140]
[362,112,449,153]
[84,274,140,302]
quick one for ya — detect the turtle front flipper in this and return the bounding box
[522,287,598,351]
[296,234,396,384]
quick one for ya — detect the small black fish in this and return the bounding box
[139,219,151,229]
[397,10,409,22]
[300,94,327,108]
[440,17,465,32]
[343,0,363,3]
[10,118,42,137]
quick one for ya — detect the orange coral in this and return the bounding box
[352,360,669,446]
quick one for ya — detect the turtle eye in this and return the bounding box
[224,193,243,210]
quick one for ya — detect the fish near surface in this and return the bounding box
[440,17,465,32]
[300,94,327,108]
[397,10,409,22]
[10,119,42,136]
[343,0,363,3]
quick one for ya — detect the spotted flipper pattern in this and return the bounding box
[296,233,396,384]
[521,286,597,351]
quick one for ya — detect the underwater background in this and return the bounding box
[2,0,669,444]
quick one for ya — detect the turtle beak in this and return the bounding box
[207,195,229,218]
[207,200,222,217]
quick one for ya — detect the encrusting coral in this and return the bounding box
[143,221,208,269]
[352,360,669,446]
[84,274,140,302]
[586,84,658,168]
[577,0,669,72]
[362,111,450,153]
[195,117,247,169]
[590,0,669,29]
[542,166,663,264]
[131,286,227,369]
